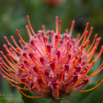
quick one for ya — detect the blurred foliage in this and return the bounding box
[0,0,103,103]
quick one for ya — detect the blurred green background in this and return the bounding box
[0,0,103,103]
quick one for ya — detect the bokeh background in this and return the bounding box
[0,0,103,103]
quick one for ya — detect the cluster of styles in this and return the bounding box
[0,16,103,99]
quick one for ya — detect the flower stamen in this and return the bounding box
[43,36,51,61]
[16,30,33,51]
[71,79,103,93]
[69,20,75,35]
[74,22,89,47]
[89,62,103,78]
[55,16,58,34]
[56,85,59,99]
[11,36,22,51]
[26,25,33,39]
[55,20,62,50]
[18,87,44,98]
[26,15,36,36]
[42,25,47,36]
[59,69,64,87]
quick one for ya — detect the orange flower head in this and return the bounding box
[0,15,103,99]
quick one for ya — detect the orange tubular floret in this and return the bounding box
[74,46,84,65]
[88,39,100,57]
[1,72,19,84]
[4,36,20,53]
[66,46,83,80]
[22,62,37,77]
[21,63,36,77]
[26,25,32,39]
[32,43,44,56]
[59,69,64,87]
[0,58,16,72]
[71,79,103,93]
[3,44,18,59]
[93,46,103,63]
[84,27,93,46]
[18,88,44,98]
[55,20,62,50]
[30,77,48,93]
[0,66,16,81]
[66,72,86,90]
[3,76,31,91]
[91,67,103,77]
[7,54,25,72]
[55,16,58,34]
[66,60,75,80]
[42,25,46,36]
[9,47,18,57]
[70,45,83,60]
[21,64,48,93]
[63,41,69,62]
[81,61,95,77]
[21,63,38,77]
[26,15,35,36]
[16,30,33,51]
[3,44,19,61]
[76,22,89,46]
[0,62,15,75]
[43,36,51,61]
[65,29,69,34]
[65,46,83,81]
[29,53,42,70]
[36,37,46,55]
[80,31,88,47]
[53,57,57,80]
[39,69,48,86]
[16,48,33,65]
[10,36,22,51]
[77,33,80,41]
[84,34,98,56]
[69,20,75,35]
[81,48,97,70]
[2,57,16,72]
[87,48,97,59]
[89,62,103,78]
[59,41,69,71]
[85,40,90,51]
[66,61,95,90]
[8,70,29,86]
[19,39,24,49]
[56,85,59,99]
[0,52,18,71]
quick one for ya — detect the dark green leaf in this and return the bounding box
[79,84,103,103]
[21,90,51,103]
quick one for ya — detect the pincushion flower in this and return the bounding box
[0,16,103,100]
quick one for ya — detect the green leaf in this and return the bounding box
[79,83,103,103]
[14,88,23,103]
[2,78,11,95]
[76,83,95,103]
[0,94,6,103]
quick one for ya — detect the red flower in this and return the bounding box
[0,15,103,99]
[43,0,66,6]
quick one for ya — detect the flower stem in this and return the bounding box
[51,98,62,103]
